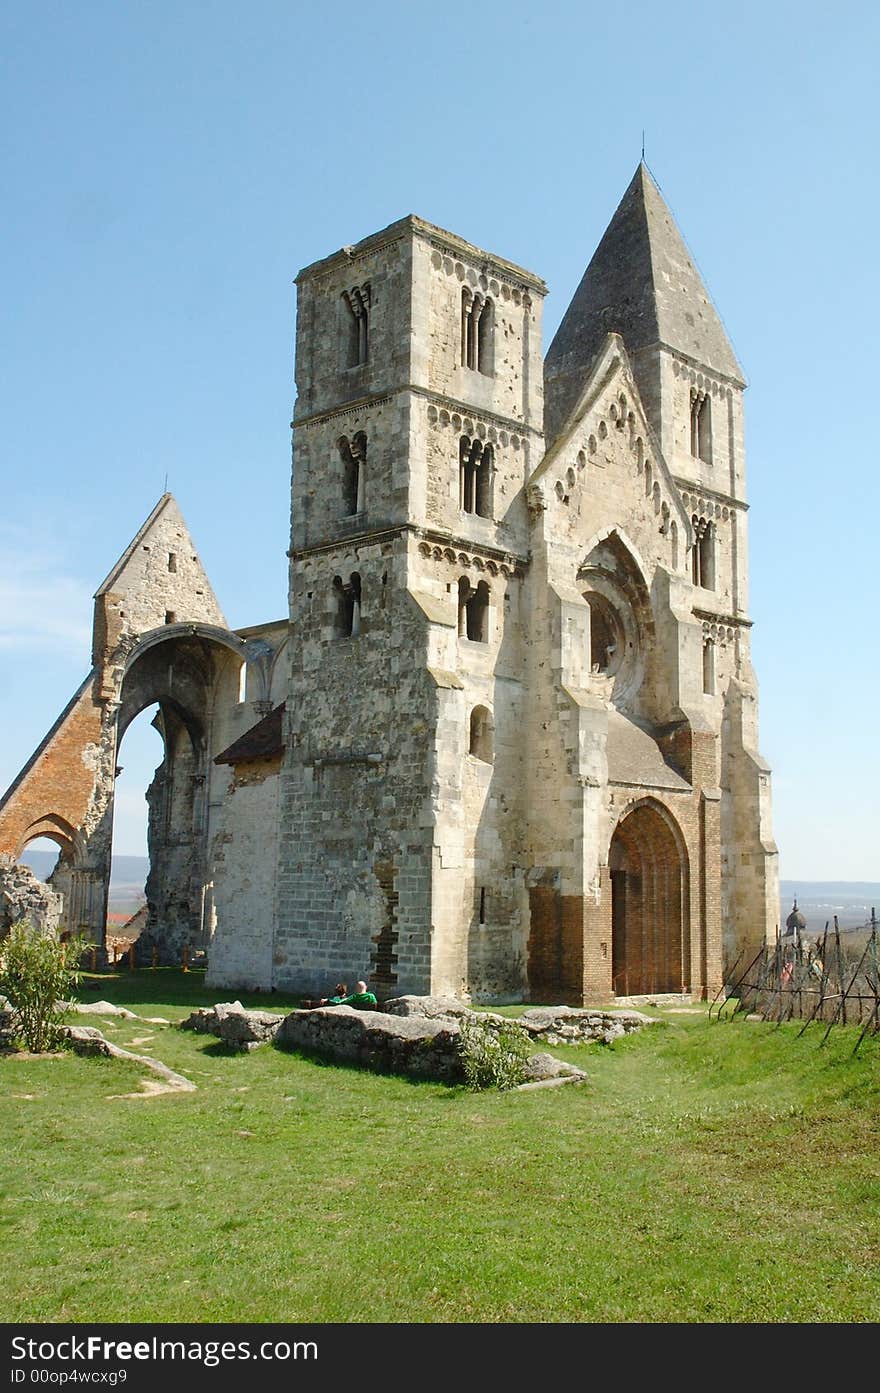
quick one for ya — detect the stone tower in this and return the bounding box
[540,163,777,991]
[276,216,548,998]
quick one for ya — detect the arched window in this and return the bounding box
[333,572,362,638]
[458,576,490,643]
[458,436,493,518]
[690,389,712,463]
[468,705,494,762]
[691,516,716,590]
[461,289,494,375]
[341,284,370,368]
[338,432,366,517]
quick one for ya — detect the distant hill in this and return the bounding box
[779,880,880,932]
[19,849,149,889]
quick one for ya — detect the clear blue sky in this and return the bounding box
[1,0,877,879]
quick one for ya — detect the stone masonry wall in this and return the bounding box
[0,857,63,937]
[207,760,281,990]
[275,534,437,998]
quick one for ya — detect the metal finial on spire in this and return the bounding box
[641,130,645,162]
[163,472,168,494]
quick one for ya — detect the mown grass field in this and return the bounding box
[2,971,879,1323]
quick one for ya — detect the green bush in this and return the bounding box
[0,921,86,1053]
[458,1015,531,1090]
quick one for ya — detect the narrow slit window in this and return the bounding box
[338,432,366,516]
[468,705,494,762]
[692,517,716,590]
[702,638,716,695]
[690,390,712,463]
[341,284,371,368]
[333,573,362,638]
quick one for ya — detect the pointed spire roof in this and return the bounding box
[544,164,744,444]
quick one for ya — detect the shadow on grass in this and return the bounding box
[77,969,306,1013]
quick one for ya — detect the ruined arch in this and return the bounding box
[16,813,84,865]
[112,628,246,963]
[609,798,689,996]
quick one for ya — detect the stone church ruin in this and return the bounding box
[0,165,778,1004]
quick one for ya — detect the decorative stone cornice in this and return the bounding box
[293,394,393,431]
[294,384,543,439]
[423,393,541,442]
[415,527,528,578]
[289,526,404,561]
[694,607,752,629]
[677,482,747,515]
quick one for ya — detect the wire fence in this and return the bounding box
[710,911,880,1052]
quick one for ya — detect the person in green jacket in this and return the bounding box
[336,980,378,1009]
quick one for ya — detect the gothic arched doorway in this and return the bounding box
[609,801,688,996]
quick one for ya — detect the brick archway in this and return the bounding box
[609,801,689,996]
[16,813,83,866]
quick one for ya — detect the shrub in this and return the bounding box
[458,1015,531,1091]
[0,920,86,1052]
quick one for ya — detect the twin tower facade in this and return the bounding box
[0,166,778,1001]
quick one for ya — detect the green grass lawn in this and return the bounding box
[2,971,879,1323]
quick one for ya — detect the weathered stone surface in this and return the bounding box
[522,1051,587,1083]
[179,1005,225,1034]
[178,1000,284,1049]
[0,1005,17,1048]
[385,996,656,1046]
[0,858,63,938]
[517,1053,587,1086]
[276,1005,464,1082]
[519,1006,658,1045]
[384,995,472,1020]
[217,1009,284,1050]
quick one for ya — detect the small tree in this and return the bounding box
[0,920,86,1052]
[458,1015,531,1091]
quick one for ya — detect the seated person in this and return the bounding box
[318,982,348,1006]
[334,980,378,1009]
